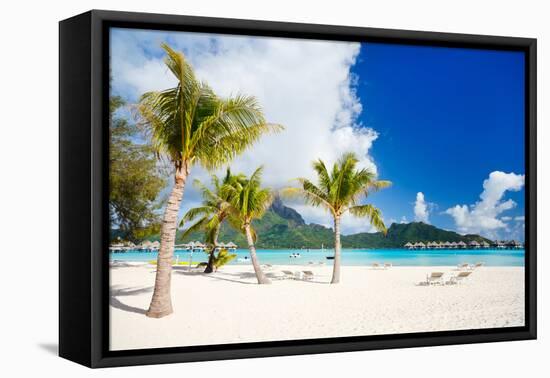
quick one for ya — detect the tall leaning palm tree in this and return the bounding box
[284,152,391,284]
[138,43,282,318]
[179,169,245,273]
[224,167,273,284]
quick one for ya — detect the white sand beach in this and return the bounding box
[110,264,524,351]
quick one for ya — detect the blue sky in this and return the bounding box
[110,28,526,241]
[351,43,525,238]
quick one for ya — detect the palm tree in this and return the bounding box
[224,167,273,284]
[284,152,391,284]
[179,169,245,273]
[137,43,282,318]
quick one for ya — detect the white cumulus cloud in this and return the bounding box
[414,192,430,223]
[111,29,380,234]
[445,171,524,238]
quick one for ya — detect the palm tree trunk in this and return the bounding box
[330,215,342,284]
[204,226,220,273]
[146,164,189,318]
[244,224,271,284]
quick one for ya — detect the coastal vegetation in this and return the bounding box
[223,167,274,284]
[211,249,238,271]
[179,169,246,273]
[284,152,390,283]
[136,43,282,318]
[109,95,166,242]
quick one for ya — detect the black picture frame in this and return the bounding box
[59,9,537,368]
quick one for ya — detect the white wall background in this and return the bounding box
[0,0,546,376]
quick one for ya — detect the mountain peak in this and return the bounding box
[269,196,305,226]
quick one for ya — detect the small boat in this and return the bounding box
[326,256,335,260]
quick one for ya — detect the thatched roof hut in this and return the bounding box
[508,240,523,248]
[194,241,206,249]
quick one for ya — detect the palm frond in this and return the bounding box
[281,180,332,215]
[179,206,216,226]
[348,204,387,234]
[179,215,210,239]
[137,43,282,172]
[312,159,332,193]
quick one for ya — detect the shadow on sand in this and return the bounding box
[110,285,152,315]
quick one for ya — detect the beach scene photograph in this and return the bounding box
[108,28,526,351]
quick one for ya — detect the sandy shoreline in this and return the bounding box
[110,264,524,351]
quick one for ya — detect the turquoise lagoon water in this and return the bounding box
[110,248,525,267]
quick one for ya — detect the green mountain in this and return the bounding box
[171,199,492,249]
[343,222,492,248]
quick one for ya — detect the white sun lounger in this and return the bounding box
[447,271,472,284]
[426,272,445,285]
[302,271,314,280]
[280,270,295,280]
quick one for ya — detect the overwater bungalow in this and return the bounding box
[193,241,206,251]
[151,240,160,250]
[507,240,523,249]
[109,243,125,253]
[139,240,153,252]
[174,243,191,251]
[214,242,226,251]
[469,240,480,249]
[405,239,498,250]
[495,241,506,249]
[226,242,237,251]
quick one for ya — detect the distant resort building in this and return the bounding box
[404,239,523,250]
[109,240,238,253]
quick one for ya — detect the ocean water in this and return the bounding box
[110,248,525,267]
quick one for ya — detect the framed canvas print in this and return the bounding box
[59,10,537,368]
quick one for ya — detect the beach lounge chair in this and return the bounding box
[426,272,445,285]
[470,262,484,269]
[448,271,472,284]
[262,264,273,270]
[371,263,381,269]
[457,263,470,270]
[383,263,392,269]
[302,271,314,280]
[280,270,295,280]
